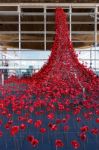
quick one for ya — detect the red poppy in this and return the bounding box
[40,128,46,134]
[66,114,70,120]
[96,118,99,123]
[48,123,52,128]
[31,138,39,147]
[8,120,13,125]
[29,106,34,113]
[56,119,62,124]
[7,113,12,118]
[10,126,19,136]
[20,123,26,130]
[47,113,55,120]
[27,135,34,142]
[50,124,58,131]
[80,133,87,141]
[27,119,33,124]
[62,118,67,123]
[76,117,81,122]
[58,103,64,111]
[71,140,80,149]
[96,110,99,115]
[80,126,89,132]
[0,119,2,125]
[55,139,64,148]
[35,110,44,115]
[5,123,11,130]
[63,125,70,131]
[65,99,70,106]
[73,108,80,115]
[91,128,99,135]
[34,120,42,128]
[0,131,3,137]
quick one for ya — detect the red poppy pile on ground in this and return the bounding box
[0,8,99,149]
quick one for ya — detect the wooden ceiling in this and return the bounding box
[0,16,98,50]
[0,1,98,3]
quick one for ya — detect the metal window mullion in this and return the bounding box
[95,7,98,47]
[69,5,72,41]
[44,7,47,51]
[18,5,21,70]
[95,6,98,71]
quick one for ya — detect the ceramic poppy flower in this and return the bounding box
[29,106,34,113]
[65,107,70,112]
[48,123,52,128]
[8,120,13,125]
[80,133,87,141]
[62,118,67,123]
[20,123,26,130]
[63,125,70,131]
[2,110,7,116]
[31,138,39,147]
[50,124,58,131]
[65,99,70,106]
[27,119,33,124]
[0,119,2,125]
[96,118,99,123]
[27,135,34,143]
[73,108,80,115]
[34,120,42,128]
[18,116,26,121]
[7,113,12,118]
[5,123,11,130]
[80,126,89,132]
[96,110,99,115]
[0,103,4,109]
[76,117,81,122]
[91,128,99,135]
[55,139,64,148]
[58,103,64,111]
[35,110,44,115]
[71,140,80,149]
[56,119,62,124]
[40,128,46,134]
[10,126,19,136]
[0,131,3,137]
[47,113,55,120]
[66,114,70,120]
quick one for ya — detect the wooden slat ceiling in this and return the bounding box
[0,1,98,3]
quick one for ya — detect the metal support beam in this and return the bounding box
[94,6,98,71]
[18,5,21,74]
[1,73,4,86]
[44,7,47,51]
[69,5,72,41]
[95,7,98,47]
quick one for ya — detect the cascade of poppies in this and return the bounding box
[27,7,99,102]
[32,8,70,82]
